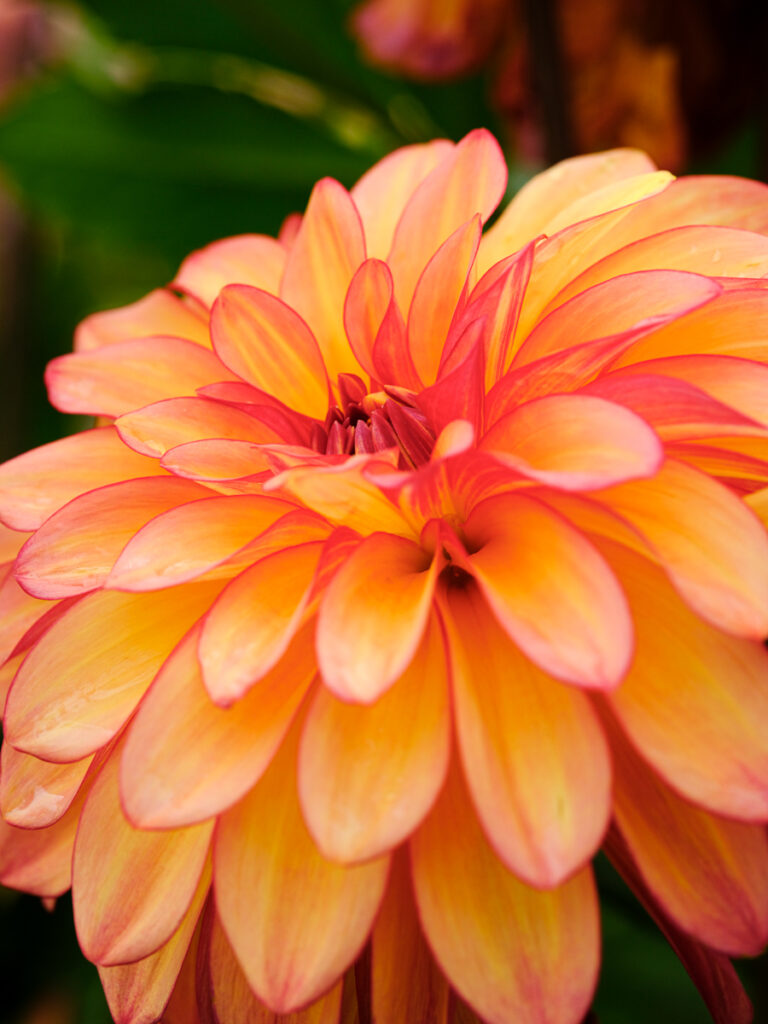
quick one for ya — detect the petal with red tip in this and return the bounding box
[463,494,633,688]
[481,393,662,490]
[74,288,209,351]
[207,910,343,1024]
[46,337,236,418]
[200,542,323,706]
[372,849,450,1024]
[4,581,222,761]
[107,494,296,591]
[212,286,330,418]
[595,459,768,638]
[299,617,449,862]
[0,744,92,828]
[608,717,768,956]
[161,438,268,482]
[316,532,436,702]
[99,862,209,1024]
[175,234,286,308]
[479,149,657,271]
[351,139,454,259]
[0,786,85,896]
[557,225,768,306]
[407,217,481,386]
[214,724,389,1014]
[515,269,720,368]
[0,570,51,663]
[73,747,212,966]
[599,540,768,821]
[116,396,278,458]
[281,178,366,381]
[122,624,315,829]
[344,258,417,390]
[442,582,611,888]
[16,477,209,599]
[0,427,165,531]
[410,763,600,1024]
[388,129,506,312]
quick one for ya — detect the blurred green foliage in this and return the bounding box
[0,2,765,1023]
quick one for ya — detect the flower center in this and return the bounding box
[314,373,436,468]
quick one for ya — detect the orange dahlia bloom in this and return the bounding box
[1,131,768,1024]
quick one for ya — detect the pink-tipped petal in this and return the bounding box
[214,723,389,1014]
[175,234,286,308]
[410,762,600,1024]
[46,337,236,418]
[442,582,611,888]
[4,581,222,762]
[481,393,663,490]
[0,785,86,896]
[351,139,454,259]
[107,494,296,591]
[75,289,209,352]
[316,532,436,702]
[199,541,324,706]
[299,617,449,862]
[0,744,92,828]
[608,716,768,956]
[15,477,209,599]
[388,129,507,312]
[463,493,634,688]
[0,427,165,531]
[212,285,330,418]
[122,624,315,829]
[281,178,367,382]
[595,459,768,637]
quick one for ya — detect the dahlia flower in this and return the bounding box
[1,130,768,1024]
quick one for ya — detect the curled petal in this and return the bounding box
[175,234,286,308]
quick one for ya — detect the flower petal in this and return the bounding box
[316,532,436,702]
[608,716,768,956]
[281,178,366,382]
[344,258,417,390]
[199,541,324,706]
[214,722,389,1013]
[481,393,662,490]
[175,234,286,308]
[462,494,633,688]
[479,149,657,271]
[211,285,330,418]
[599,540,768,821]
[122,624,315,829]
[74,288,209,351]
[73,746,213,966]
[206,909,343,1024]
[0,427,165,531]
[407,216,481,386]
[107,494,296,591]
[0,786,85,896]
[46,337,236,418]
[371,849,450,1024]
[351,139,454,259]
[442,582,611,888]
[4,581,222,761]
[99,862,209,1024]
[116,396,278,458]
[0,744,92,828]
[595,459,768,637]
[388,129,506,312]
[299,617,449,862]
[15,477,209,599]
[410,763,600,1024]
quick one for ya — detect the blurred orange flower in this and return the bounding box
[1,132,768,1023]
[352,0,687,169]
